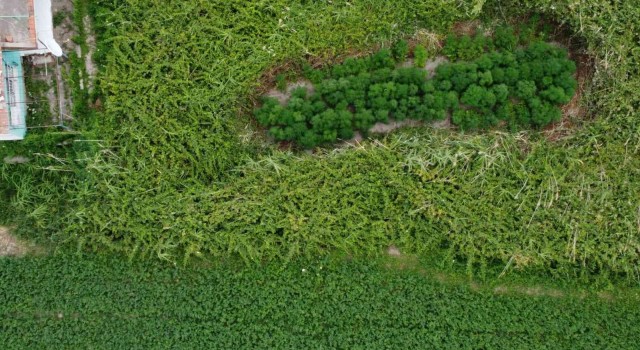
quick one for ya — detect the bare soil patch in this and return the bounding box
[387,245,402,257]
[453,20,483,36]
[264,80,315,106]
[0,227,28,257]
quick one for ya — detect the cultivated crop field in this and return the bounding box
[1,0,640,346]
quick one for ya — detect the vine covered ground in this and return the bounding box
[1,0,640,346]
[0,1,639,281]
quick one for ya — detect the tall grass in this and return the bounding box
[1,0,640,284]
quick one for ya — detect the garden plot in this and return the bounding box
[256,28,579,149]
[264,55,452,141]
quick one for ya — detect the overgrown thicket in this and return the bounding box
[256,29,576,148]
[1,0,640,285]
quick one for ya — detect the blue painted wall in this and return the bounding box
[2,51,27,139]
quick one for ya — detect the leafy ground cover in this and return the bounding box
[0,0,639,286]
[1,254,639,349]
[255,33,577,148]
[1,1,639,347]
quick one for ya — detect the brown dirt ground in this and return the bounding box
[0,227,28,257]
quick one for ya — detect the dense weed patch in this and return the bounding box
[0,0,639,285]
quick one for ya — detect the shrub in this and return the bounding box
[354,109,376,131]
[478,70,493,86]
[392,40,410,62]
[413,45,428,68]
[255,30,578,147]
[528,98,562,126]
[448,63,479,92]
[452,109,482,130]
[515,80,537,100]
[461,84,497,111]
[494,26,518,51]
[276,73,287,92]
[444,34,488,61]
[492,84,509,103]
[302,63,325,84]
[370,49,395,70]
[442,34,459,59]
[541,86,571,104]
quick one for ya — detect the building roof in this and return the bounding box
[0,0,61,56]
[0,0,60,141]
[0,0,37,50]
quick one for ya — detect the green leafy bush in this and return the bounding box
[494,26,518,51]
[392,40,410,62]
[443,33,489,61]
[302,62,325,84]
[276,73,287,92]
[256,33,577,147]
[413,44,428,68]
[461,84,497,111]
[439,39,576,130]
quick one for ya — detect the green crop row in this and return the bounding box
[1,254,639,349]
[255,36,577,148]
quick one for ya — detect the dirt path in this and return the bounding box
[0,227,28,257]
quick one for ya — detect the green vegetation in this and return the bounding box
[1,254,639,348]
[1,0,640,347]
[23,64,52,127]
[443,32,489,61]
[52,11,68,28]
[392,39,410,62]
[255,35,576,147]
[68,0,93,122]
[275,73,288,92]
[0,0,639,287]
[413,44,429,68]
